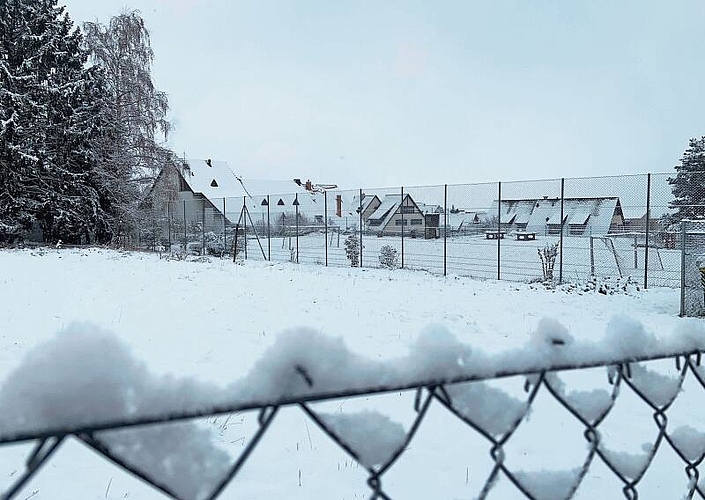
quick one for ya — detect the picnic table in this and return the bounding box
[515,231,536,241]
[485,231,506,240]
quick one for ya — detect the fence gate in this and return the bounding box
[681,219,705,316]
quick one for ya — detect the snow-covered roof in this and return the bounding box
[181,158,308,202]
[492,200,535,225]
[490,197,621,235]
[368,195,401,222]
[416,203,442,215]
[447,212,483,230]
[352,194,381,214]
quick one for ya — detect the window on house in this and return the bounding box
[410,219,422,225]
[400,206,415,214]
[210,179,218,187]
[395,219,408,225]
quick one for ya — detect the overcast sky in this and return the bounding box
[61,0,705,189]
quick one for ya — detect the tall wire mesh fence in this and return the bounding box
[133,171,705,301]
[4,349,705,499]
[681,220,705,317]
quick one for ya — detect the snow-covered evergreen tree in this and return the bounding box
[0,0,122,243]
[668,137,705,223]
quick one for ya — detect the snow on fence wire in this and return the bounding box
[4,324,705,499]
[134,171,688,288]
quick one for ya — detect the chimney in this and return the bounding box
[336,195,342,217]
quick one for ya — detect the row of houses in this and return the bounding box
[144,159,660,240]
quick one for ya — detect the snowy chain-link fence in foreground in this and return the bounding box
[4,346,705,499]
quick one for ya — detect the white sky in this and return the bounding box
[61,0,705,189]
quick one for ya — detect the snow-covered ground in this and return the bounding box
[241,232,682,288]
[0,248,702,499]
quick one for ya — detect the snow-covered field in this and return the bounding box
[0,248,702,499]
[240,232,682,288]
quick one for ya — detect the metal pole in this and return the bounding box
[444,184,447,277]
[589,236,595,276]
[634,234,638,269]
[232,224,239,263]
[680,220,687,317]
[201,203,205,256]
[167,203,171,248]
[183,200,187,250]
[222,198,227,256]
[497,182,501,280]
[243,196,248,260]
[644,173,651,289]
[359,188,363,268]
[324,190,328,267]
[295,195,299,263]
[401,186,405,269]
[267,195,271,261]
[559,178,565,284]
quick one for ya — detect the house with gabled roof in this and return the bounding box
[362,193,439,238]
[351,194,382,223]
[488,196,625,236]
[144,159,322,237]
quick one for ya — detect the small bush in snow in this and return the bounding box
[345,234,361,267]
[538,243,559,281]
[378,245,398,269]
[204,231,225,256]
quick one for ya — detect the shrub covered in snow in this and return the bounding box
[203,231,225,256]
[345,234,361,267]
[378,245,398,269]
[538,243,559,281]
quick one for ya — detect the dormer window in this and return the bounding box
[210,179,218,187]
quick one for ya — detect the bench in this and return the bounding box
[515,232,536,241]
[485,231,506,240]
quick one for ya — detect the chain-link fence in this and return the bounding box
[680,220,705,317]
[133,171,705,290]
[4,348,705,499]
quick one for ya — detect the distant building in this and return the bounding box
[144,159,322,237]
[488,197,626,236]
[359,193,439,238]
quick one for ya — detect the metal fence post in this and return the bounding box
[182,200,187,250]
[267,195,271,261]
[222,198,227,256]
[243,196,248,260]
[324,190,328,267]
[444,184,448,277]
[644,173,651,289]
[559,178,565,284]
[201,203,205,255]
[680,220,687,317]
[401,186,405,269]
[634,234,638,269]
[294,194,299,263]
[359,188,363,268]
[167,203,171,248]
[497,181,501,280]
